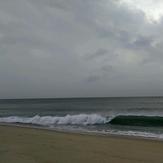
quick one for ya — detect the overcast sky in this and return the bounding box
[1,0,163,98]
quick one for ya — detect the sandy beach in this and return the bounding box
[0,125,163,163]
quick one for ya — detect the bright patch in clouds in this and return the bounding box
[120,0,163,22]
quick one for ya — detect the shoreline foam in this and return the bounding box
[1,122,163,142]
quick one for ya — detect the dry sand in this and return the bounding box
[1,125,163,163]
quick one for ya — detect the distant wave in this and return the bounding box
[1,114,163,127]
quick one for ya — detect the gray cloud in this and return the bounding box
[86,75,101,83]
[1,0,163,98]
[84,48,109,60]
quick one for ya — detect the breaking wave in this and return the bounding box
[110,115,163,127]
[1,114,163,127]
[0,114,109,126]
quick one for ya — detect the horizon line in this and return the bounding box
[1,95,163,100]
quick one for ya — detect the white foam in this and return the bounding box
[106,130,163,139]
[0,114,108,126]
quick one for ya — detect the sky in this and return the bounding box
[1,0,163,98]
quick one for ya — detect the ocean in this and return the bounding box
[1,97,163,139]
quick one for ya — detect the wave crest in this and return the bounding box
[0,114,108,126]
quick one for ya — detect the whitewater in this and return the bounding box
[0,114,109,126]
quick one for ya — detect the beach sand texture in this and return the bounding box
[1,125,163,163]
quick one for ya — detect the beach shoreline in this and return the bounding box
[0,124,163,163]
[1,124,163,163]
[0,122,163,142]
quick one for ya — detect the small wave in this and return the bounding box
[0,114,109,126]
[105,130,163,139]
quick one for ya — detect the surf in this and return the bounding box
[0,114,108,126]
[1,114,163,127]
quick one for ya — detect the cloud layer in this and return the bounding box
[1,0,163,98]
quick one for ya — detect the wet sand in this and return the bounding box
[1,125,163,163]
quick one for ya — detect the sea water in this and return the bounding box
[1,97,163,139]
